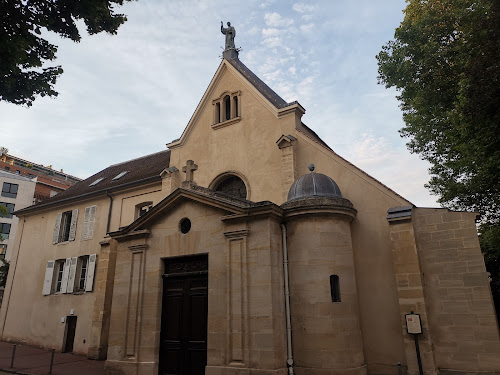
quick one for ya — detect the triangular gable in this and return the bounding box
[166,57,305,150]
[109,185,278,236]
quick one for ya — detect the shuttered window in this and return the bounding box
[52,209,78,244]
[81,205,96,240]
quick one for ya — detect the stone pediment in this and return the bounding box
[109,185,281,238]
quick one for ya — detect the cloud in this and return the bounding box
[292,3,316,13]
[264,12,294,27]
[300,23,314,33]
[344,134,438,207]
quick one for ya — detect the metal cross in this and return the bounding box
[182,160,198,182]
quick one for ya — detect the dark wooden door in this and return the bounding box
[64,316,77,353]
[159,256,208,375]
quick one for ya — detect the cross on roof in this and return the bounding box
[182,160,198,182]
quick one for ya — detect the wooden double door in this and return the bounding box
[159,255,208,375]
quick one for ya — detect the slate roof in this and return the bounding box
[16,150,171,214]
[227,57,332,152]
[227,58,289,109]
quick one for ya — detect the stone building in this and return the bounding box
[0,47,499,375]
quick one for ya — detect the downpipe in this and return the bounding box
[281,224,294,375]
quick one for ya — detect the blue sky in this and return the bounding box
[0,0,440,207]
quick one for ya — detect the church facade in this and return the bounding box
[1,47,499,375]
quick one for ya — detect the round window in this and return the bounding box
[179,218,191,234]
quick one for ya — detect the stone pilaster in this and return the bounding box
[276,135,297,203]
[88,239,118,360]
[160,166,180,196]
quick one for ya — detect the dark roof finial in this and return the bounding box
[308,163,315,172]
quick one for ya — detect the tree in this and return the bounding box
[479,224,500,323]
[376,0,500,223]
[0,0,133,106]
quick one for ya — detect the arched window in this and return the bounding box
[215,102,220,123]
[233,96,238,117]
[214,175,247,199]
[136,202,153,219]
[224,95,231,121]
[330,275,341,302]
[212,91,241,127]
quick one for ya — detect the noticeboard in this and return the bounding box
[405,313,422,334]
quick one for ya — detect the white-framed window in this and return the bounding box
[52,209,78,244]
[42,254,97,295]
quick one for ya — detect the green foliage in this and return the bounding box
[0,205,8,220]
[377,0,500,223]
[0,258,9,288]
[0,0,133,106]
[479,223,500,322]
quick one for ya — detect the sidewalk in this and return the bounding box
[0,342,104,375]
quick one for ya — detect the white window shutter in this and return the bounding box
[52,213,62,244]
[68,208,78,241]
[88,205,96,239]
[81,207,91,241]
[60,258,71,294]
[67,257,78,293]
[42,260,55,295]
[85,254,97,292]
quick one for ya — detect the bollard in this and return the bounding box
[397,362,403,375]
[10,344,16,368]
[48,348,55,374]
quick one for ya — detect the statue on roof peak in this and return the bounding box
[221,21,236,50]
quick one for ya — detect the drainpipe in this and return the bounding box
[105,191,113,234]
[281,224,294,375]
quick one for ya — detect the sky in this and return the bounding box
[0,0,440,207]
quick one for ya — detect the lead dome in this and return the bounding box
[287,163,342,202]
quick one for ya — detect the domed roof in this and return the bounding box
[287,163,342,202]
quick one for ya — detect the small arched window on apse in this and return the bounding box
[224,95,231,121]
[211,173,248,199]
[212,90,241,126]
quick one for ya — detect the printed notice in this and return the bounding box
[405,313,422,334]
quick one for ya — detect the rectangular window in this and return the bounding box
[54,260,66,293]
[0,244,7,259]
[0,223,11,240]
[81,205,96,241]
[60,211,72,242]
[0,202,15,218]
[78,256,89,290]
[53,209,78,244]
[1,183,18,198]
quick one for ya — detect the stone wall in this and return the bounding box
[414,208,500,373]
